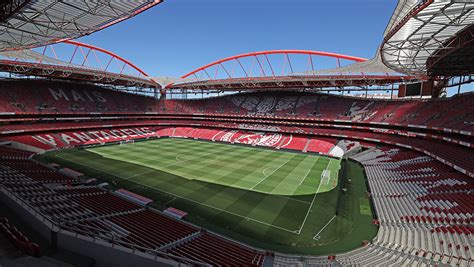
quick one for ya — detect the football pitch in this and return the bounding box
[39,138,377,254]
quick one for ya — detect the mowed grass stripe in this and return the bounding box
[59,138,340,233]
[262,155,317,195]
[161,145,282,188]
[91,138,336,196]
[37,142,380,255]
[174,147,278,185]
[92,140,238,169]
[57,148,311,231]
[104,139,276,171]
[252,154,298,192]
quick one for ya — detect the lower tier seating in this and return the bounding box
[167,232,265,266]
[5,127,159,150]
[0,145,266,266]
[344,147,473,266]
[5,126,339,157]
[0,217,40,258]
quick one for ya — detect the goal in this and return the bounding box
[119,139,135,146]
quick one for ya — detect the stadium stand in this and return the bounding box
[159,92,474,133]
[1,0,473,264]
[2,85,472,265]
[5,124,339,156]
[2,87,473,178]
[0,66,473,266]
[344,147,473,266]
[1,81,473,135]
[0,80,157,114]
[167,232,265,266]
[4,127,159,150]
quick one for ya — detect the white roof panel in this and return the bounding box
[0,0,162,51]
[381,0,474,75]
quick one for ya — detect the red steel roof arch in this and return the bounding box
[167,50,368,89]
[63,40,153,80]
[0,40,159,88]
[180,50,367,80]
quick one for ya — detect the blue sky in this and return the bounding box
[78,0,398,78]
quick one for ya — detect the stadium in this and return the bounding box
[0,0,473,266]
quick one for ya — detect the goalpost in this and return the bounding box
[119,139,135,146]
[321,169,331,184]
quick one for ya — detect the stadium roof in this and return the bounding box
[380,0,474,76]
[302,49,399,75]
[0,40,159,88]
[0,0,162,52]
[167,50,419,91]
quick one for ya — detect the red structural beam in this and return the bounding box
[0,60,157,88]
[171,75,419,91]
[63,40,155,82]
[182,50,366,79]
[1,39,159,87]
[167,50,368,89]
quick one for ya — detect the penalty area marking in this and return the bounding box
[163,196,177,206]
[127,181,299,234]
[296,159,332,234]
[313,215,337,240]
[252,156,293,190]
[296,176,323,234]
[126,170,156,179]
[298,157,320,185]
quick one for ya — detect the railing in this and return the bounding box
[0,182,209,266]
[58,220,208,266]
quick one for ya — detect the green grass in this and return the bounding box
[36,138,378,255]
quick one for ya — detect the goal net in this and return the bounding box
[321,169,331,184]
[119,139,135,146]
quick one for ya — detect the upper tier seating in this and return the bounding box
[0,80,157,114]
[161,91,474,133]
[1,80,473,133]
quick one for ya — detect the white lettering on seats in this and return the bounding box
[72,132,93,142]
[60,134,80,145]
[93,91,107,102]
[32,135,58,147]
[71,90,86,102]
[48,88,70,101]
